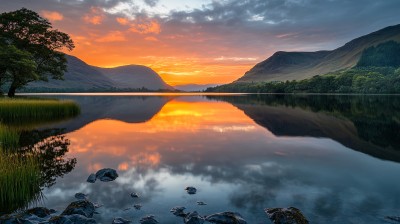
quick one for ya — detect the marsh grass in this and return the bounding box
[0,97,80,214]
[0,152,42,214]
[0,98,80,127]
[0,124,20,151]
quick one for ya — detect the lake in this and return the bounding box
[4,94,400,223]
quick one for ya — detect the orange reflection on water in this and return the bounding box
[66,99,267,172]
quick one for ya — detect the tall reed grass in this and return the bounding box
[0,124,20,151]
[0,98,80,127]
[0,152,42,214]
[0,97,80,214]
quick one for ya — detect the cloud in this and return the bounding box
[116,17,129,25]
[214,56,259,62]
[96,31,127,42]
[129,19,161,34]
[143,0,159,7]
[41,10,63,22]
[83,7,104,25]
[145,36,158,42]
[2,0,400,84]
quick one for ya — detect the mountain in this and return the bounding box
[97,65,172,90]
[25,55,173,92]
[174,84,219,92]
[237,24,400,83]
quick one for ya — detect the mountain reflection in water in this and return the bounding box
[18,94,400,224]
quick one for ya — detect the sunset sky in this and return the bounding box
[2,0,400,85]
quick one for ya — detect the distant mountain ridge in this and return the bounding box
[26,55,173,92]
[174,84,219,92]
[238,24,400,82]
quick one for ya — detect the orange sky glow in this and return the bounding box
[38,7,268,86]
[4,0,399,85]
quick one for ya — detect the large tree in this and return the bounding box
[0,8,74,97]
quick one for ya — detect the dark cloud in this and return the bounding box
[144,0,159,7]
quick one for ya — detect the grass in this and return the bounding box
[0,124,20,152]
[0,152,42,214]
[0,98,80,127]
[0,97,80,214]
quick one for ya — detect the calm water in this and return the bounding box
[11,94,400,223]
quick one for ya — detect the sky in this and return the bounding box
[1,0,400,85]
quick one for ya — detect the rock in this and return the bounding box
[112,217,131,224]
[0,211,50,224]
[196,201,207,206]
[48,215,72,224]
[95,168,119,182]
[65,215,97,224]
[184,211,204,224]
[386,216,400,222]
[93,203,103,209]
[205,212,247,224]
[61,200,96,218]
[75,193,88,200]
[134,204,142,210]
[265,207,309,224]
[185,186,197,195]
[139,215,158,224]
[170,206,187,217]
[26,207,55,218]
[49,215,97,224]
[130,193,139,198]
[0,215,41,224]
[87,173,97,183]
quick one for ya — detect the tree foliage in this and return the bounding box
[206,67,400,94]
[0,8,74,96]
[357,41,400,67]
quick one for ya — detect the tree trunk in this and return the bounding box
[8,82,17,97]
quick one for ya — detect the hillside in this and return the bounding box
[238,24,400,82]
[25,55,173,92]
[97,65,172,90]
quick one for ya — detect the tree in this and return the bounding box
[0,8,74,97]
[0,44,38,94]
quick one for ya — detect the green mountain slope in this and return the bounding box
[238,24,400,83]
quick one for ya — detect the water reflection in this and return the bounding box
[0,128,75,214]
[32,95,400,224]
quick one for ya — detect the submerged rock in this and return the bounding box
[61,200,96,218]
[87,173,97,183]
[49,214,97,224]
[386,216,400,222]
[75,193,88,200]
[130,193,139,198]
[95,168,119,182]
[139,215,158,224]
[26,207,55,218]
[170,206,187,217]
[184,211,204,224]
[0,215,46,224]
[205,212,247,224]
[265,207,309,224]
[185,186,197,195]
[134,204,142,210]
[93,203,103,209]
[112,217,131,224]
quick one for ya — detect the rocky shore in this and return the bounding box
[0,168,312,224]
